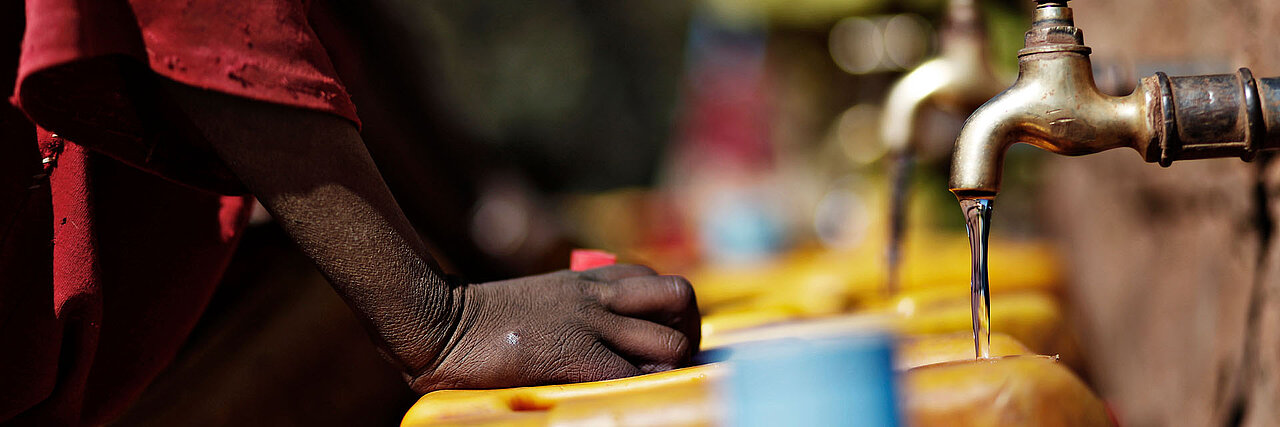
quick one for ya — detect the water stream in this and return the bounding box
[885,154,913,296]
[959,197,994,358]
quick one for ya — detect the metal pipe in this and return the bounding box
[948,0,1280,198]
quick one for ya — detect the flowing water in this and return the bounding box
[885,154,913,296]
[960,197,994,359]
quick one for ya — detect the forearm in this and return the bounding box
[157,81,701,394]
[161,80,456,374]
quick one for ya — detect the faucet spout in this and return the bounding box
[879,0,1007,294]
[949,54,1157,197]
[881,0,1004,154]
[950,0,1280,198]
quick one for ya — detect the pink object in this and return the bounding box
[570,249,617,271]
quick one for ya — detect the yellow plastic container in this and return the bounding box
[689,234,1061,315]
[399,363,727,427]
[401,364,726,427]
[896,333,1029,370]
[890,289,1080,367]
[402,235,1085,426]
[700,289,1077,366]
[905,356,1114,427]
[401,333,1095,427]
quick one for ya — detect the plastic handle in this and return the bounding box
[571,249,617,271]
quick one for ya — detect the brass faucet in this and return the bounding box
[949,0,1280,199]
[881,0,1006,155]
[882,0,1006,293]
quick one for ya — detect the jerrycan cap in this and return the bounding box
[570,249,617,271]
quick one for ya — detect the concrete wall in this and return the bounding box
[1040,1,1280,425]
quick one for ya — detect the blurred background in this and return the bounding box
[114,0,1280,426]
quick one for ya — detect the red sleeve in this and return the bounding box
[131,0,360,124]
[13,0,360,193]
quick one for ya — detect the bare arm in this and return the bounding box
[160,80,456,376]
[160,80,700,392]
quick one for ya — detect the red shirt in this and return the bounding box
[0,0,359,423]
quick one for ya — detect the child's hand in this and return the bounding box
[408,265,700,393]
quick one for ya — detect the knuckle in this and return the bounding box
[609,264,656,278]
[628,264,658,276]
[576,268,606,282]
[574,279,606,303]
[573,278,594,294]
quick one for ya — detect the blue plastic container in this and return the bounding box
[723,333,901,427]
